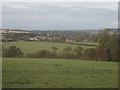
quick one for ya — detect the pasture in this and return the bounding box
[3,41,96,54]
[74,41,99,45]
[3,58,118,88]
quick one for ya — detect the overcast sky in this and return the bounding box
[1,2,118,30]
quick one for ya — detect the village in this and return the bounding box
[0,29,96,43]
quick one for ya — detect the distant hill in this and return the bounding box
[105,28,119,32]
[0,29,32,34]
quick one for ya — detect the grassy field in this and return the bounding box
[3,41,95,54]
[3,58,118,88]
[74,42,99,45]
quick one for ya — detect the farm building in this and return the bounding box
[29,36,60,41]
[66,38,75,43]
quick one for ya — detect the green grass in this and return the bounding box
[3,58,118,88]
[74,42,99,45]
[3,41,95,54]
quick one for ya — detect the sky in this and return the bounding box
[1,2,118,30]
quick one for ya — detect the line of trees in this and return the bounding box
[2,45,119,62]
[2,30,120,62]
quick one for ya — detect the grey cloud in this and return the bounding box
[2,2,118,30]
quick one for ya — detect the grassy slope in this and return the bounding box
[3,41,95,54]
[3,58,118,88]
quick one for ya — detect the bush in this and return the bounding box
[26,49,56,58]
[3,46,23,57]
[73,46,83,59]
[60,47,73,59]
[26,53,35,58]
[95,47,109,61]
[83,48,96,60]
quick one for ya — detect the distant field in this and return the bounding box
[3,41,95,54]
[74,42,99,45]
[3,58,118,88]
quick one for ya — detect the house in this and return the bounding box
[66,38,75,43]
[82,39,93,43]
[83,39,88,42]
[29,36,60,41]
[29,37,38,41]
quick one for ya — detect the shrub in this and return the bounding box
[3,46,23,57]
[95,47,109,61]
[73,46,83,59]
[60,47,73,59]
[83,48,96,60]
[26,49,56,58]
